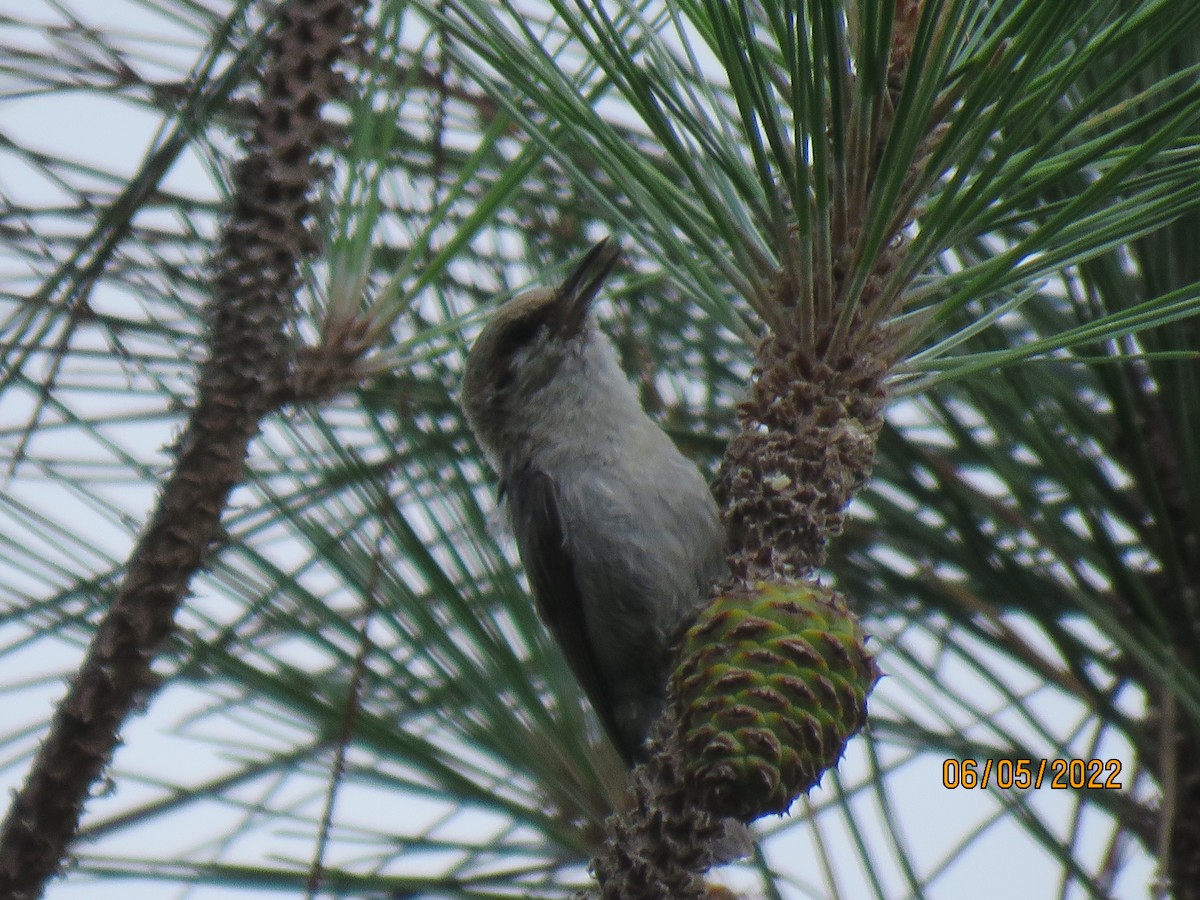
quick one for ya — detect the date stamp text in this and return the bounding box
[942,758,1123,790]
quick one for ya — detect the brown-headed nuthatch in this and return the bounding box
[461,239,727,763]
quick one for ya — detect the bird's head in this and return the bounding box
[461,239,622,463]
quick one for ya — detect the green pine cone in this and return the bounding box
[672,581,879,820]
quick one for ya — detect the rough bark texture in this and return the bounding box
[590,715,727,900]
[715,333,889,581]
[0,3,366,896]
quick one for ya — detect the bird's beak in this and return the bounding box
[555,238,621,338]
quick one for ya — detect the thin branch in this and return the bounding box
[305,503,383,898]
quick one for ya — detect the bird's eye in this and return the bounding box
[496,309,551,357]
[491,319,543,393]
[500,317,543,350]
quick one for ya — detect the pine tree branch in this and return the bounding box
[0,2,367,896]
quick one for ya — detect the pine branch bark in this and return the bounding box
[590,9,921,894]
[590,715,727,900]
[0,2,367,896]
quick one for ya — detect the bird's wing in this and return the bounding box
[503,464,628,761]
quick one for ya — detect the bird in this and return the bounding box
[461,238,727,764]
